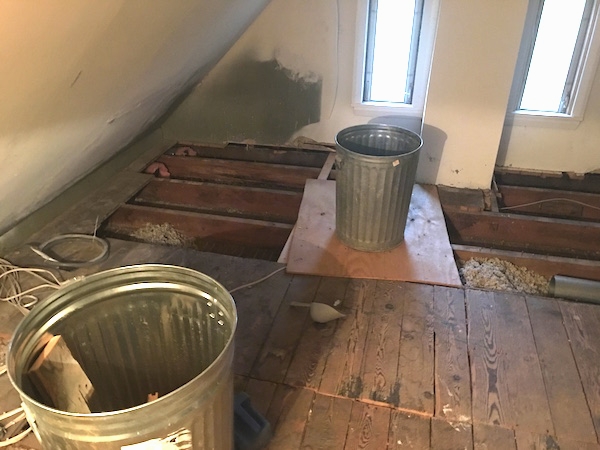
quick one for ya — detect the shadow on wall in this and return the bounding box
[368,116,447,184]
[417,124,447,184]
[170,57,322,144]
[368,115,423,135]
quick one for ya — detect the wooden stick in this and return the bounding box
[27,335,94,413]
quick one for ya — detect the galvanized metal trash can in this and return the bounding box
[8,264,237,449]
[335,124,422,251]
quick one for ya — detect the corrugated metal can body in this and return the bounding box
[8,264,237,449]
[335,124,422,251]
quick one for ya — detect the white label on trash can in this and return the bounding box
[122,428,192,449]
[392,159,400,166]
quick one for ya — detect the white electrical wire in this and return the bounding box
[0,258,64,315]
[0,406,31,447]
[0,259,77,446]
[500,197,600,212]
[229,266,286,294]
[30,233,110,269]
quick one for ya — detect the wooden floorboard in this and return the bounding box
[265,385,314,449]
[514,429,600,450]
[473,422,516,450]
[397,283,435,414]
[318,280,372,399]
[467,290,554,433]
[345,401,392,449]
[360,281,406,407]
[250,275,318,383]
[560,301,600,442]
[527,296,598,443]
[433,285,472,423]
[431,417,473,450]
[300,393,354,449]
[388,410,430,449]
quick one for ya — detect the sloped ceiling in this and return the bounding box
[0,0,270,235]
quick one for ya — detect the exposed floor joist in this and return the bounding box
[440,171,600,281]
[102,142,335,260]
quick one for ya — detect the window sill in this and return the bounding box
[505,111,583,130]
[352,101,424,118]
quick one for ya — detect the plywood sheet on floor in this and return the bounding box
[286,180,461,286]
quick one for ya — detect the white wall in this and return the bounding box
[0,0,269,235]
[164,0,600,188]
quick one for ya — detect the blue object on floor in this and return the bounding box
[234,392,272,450]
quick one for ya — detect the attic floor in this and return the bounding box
[1,237,600,449]
[1,141,599,449]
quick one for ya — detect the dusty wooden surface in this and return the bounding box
[287,180,462,286]
[1,239,600,448]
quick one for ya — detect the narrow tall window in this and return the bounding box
[363,0,424,104]
[516,0,595,114]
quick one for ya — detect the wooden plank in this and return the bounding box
[433,285,471,422]
[318,152,337,180]
[343,279,378,313]
[430,417,473,450]
[309,274,350,310]
[284,277,347,389]
[515,430,600,450]
[234,375,249,393]
[397,283,435,414]
[526,296,598,443]
[473,423,516,450]
[287,180,462,287]
[135,179,302,224]
[250,275,319,383]
[171,142,331,167]
[467,290,554,433]
[27,335,93,413]
[344,401,392,450]
[494,168,600,194]
[438,185,486,212]
[300,394,353,449]
[498,184,600,221]
[278,152,337,264]
[452,244,600,282]
[126,134,177,172]
[444,209,600,260]
[266,385,314,449]
[244,378,278,418]
[388,410,430,449]
[231,266,292,376]
[104,204,293,250]
[156,155,321,190]
[560,301,600,441]
[318,280,373,398]
[32,171,152,242]
[360,281,405,406]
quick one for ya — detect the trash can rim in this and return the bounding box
[335,124,422,159]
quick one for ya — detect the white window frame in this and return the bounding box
[507,0,600,129]
[352,0,439,118]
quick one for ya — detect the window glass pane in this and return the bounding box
[520,0,587,112]
[368,0,418,103]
